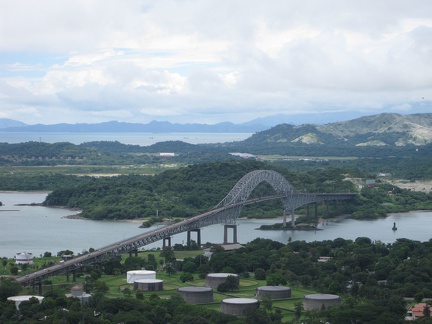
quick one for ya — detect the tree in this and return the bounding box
[135,291,144,300]
[165,264,176,277]
[0,278,22,301]
[221,266,236,273]
[266,273,286,286]
[123,256,145,271]
[255,268,267,280]
[173,243,184,251]
[187,240,199,250]
[294,300,303,321]
[123,287,132,297]
[179,272,194,283]
[415,291,425,303]
[261,296,273,312]
[85,280,109,294]
[10,266,18,275]
[425,304,431,318]
[159,259,164,271]
[217,275,239,292]
[182,261,196,274]
[160,247,176,263]
[90,271,99,281]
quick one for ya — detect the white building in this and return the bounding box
[15,252,34,265]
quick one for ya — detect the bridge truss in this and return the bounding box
[106,170,355,253]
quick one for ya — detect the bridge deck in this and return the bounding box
[15,192,355,285]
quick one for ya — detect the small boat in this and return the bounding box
[392,222,397,231]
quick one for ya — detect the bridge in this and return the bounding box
[15,170,355,287]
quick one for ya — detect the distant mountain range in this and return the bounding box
[243,113,432,147]
[0,119,262,133]
[0,111,370,133]
[1,112,432,147]
[0,118,27,129]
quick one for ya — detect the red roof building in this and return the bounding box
[406,303,429,321]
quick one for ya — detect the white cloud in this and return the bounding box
[0,0,431,124]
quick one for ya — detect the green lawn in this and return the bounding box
[0,164,179,176]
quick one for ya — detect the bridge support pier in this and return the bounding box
[72,270,77,282]
[38,281,42,295]
[223,225,237,244]
[129,250,138,257]
[291,210,296,228]
[163,237,171,248]
[187,229,201,248]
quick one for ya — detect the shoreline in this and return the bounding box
[256,213,351,231]
[52,208,432,224]
[62,214,146,223]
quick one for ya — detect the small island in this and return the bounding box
[259,222,320,231]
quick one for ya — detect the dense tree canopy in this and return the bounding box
[38,161,432,221]
[3,236,432,322]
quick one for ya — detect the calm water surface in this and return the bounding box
[1,192,432,258]
[0,132,252,146]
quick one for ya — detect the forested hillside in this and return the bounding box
[238,113,432,147]
[35,161,432,221]
[0,140,240,167]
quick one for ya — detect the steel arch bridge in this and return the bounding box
[16,170,356,286]
[213,169,354,223]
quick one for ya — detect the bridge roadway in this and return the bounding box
[15,192,355,286]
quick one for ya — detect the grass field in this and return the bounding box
[0,164,179,176]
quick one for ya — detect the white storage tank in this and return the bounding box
[221,298,260,316]
[126,270,156,284]
[303,294,341,310]
[134,279,164,291]
[7,295,44,309]
[15,252,34,264]
[205,273,238,288]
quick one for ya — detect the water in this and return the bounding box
[1,192,432,258]
[0,132,253,146]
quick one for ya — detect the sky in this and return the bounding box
[0,0,431,125]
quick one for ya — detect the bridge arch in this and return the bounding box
[215,170,297,209]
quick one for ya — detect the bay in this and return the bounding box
[1,192,432,259]
[0,132,252,146]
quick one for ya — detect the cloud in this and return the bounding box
[0,0,431,124]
